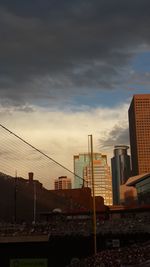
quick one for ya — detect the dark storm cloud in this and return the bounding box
[99,125,129,149]
[0,0,150,106]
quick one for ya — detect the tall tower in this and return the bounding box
[74,154,90,188]
[84,158,112,205]
[74,153,105,188]
[74,153,112,205]
[111,145,131,205]
[128,94,150,176]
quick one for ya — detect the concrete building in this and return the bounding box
[74,153,112,205]
[53,187,107,213]
[54,176,72,190]
[111,145,131,205]
[120,183,137,206]
[128,94,150,176]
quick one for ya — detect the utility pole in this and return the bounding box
[33,181,36,223]
[14,170,17,224]
[88,134,97,255]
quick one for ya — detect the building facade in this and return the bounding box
[128,94,150,176]
[74,154,90,188]
[111,145,131,205]
[74,153,112,205]
[54,176,72,190]
[126,173,150,205]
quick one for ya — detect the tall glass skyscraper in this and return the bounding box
[111,145,131,205]
[74,153,112,205]
[74,153,91,188]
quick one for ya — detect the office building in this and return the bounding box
[74,153,89,189]
[74,153,112,205]
[54,176,72,190]
[128,94,150,175]
[84,159,112,205]
[111,145,131,205]
[74,153,103,188]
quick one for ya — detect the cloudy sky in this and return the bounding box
[0,0,150,188]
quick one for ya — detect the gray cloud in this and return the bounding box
[0,0,150,106]
[99,125,129,149]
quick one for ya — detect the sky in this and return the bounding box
[0,0,150,189]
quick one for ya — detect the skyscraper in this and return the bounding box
[74,153,112,205]
[111,145,131,205]
[84,159,112,205]
[74,153,105,188]
[74,153,91,188]
[54,176,72,190]
[128,94,150,176]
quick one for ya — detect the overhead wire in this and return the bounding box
[0,123,85,184]
[0,123,112,191]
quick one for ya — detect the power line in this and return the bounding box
[0,123,85,184]
[0,123,112,191]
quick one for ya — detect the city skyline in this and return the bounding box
[0,1,150,188]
